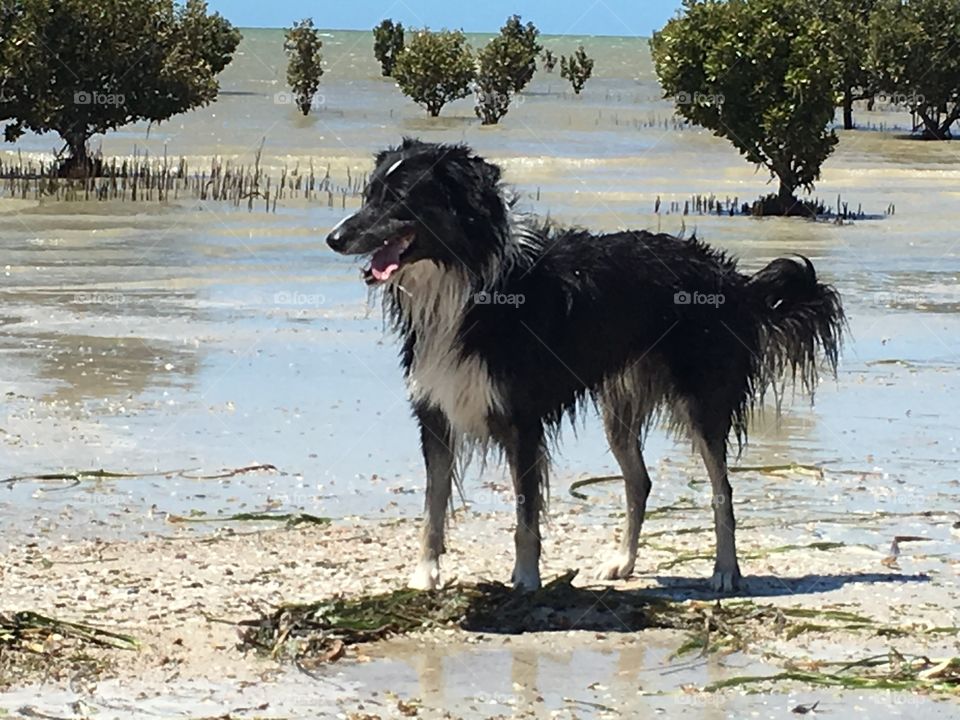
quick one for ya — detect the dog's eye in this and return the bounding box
[363,181,400,204]
[382,184,401,203]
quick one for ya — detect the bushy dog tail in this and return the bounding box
[747,255,845,398]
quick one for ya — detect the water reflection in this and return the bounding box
[342,635,768,718]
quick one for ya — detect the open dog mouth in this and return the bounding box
[362,233,414,285]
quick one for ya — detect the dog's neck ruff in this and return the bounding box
[390,262,504,439]
[378,187,540,438]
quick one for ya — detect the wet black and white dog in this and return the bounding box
[327,138,843,592]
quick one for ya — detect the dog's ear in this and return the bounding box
[375,138,439,172]
[374,137,421,168]
[453,144,502,189]
[433,149,506,231]
[401,136,425,151]
[374,147,395,168]
[436,143,502,189]
[471,156,501,189]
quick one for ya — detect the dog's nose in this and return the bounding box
[326,229,346,252]
[326,214,353,252]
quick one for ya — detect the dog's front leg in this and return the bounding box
[505,422,546,591]
[696,433,742,592]
[408,405,455,591]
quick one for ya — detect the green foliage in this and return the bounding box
[284,18,324,116]
[541,48,557,73]
[497,15,542,92]
[651,0,838,209]
[373,19,404,77]
[817,0,879,129]
[0,0,240,173]
[393,29,475,117]
[475,36,515,125]
[560,46,594,95]
[869,0,960,139]
[471,14,542,125]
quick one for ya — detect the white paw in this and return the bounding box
[596,551,636,581]
[408,560,440,591]
[511,563,541,591]
[710,565,743,593]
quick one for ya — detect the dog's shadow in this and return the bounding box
[462,570,929,634]
[647,571,930,601]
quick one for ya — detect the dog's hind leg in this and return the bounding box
[504,422,546,591]
[597,406,650,580]
[408,405,455,591]
[694,430,742,592]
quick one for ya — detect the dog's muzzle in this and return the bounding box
[326,213,354,253]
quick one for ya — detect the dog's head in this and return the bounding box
[326,139,509,285]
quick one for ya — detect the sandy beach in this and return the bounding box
[2,468,959,718]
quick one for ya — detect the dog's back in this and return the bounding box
[449,226,840,445]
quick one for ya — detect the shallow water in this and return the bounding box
[1,30,959,541]
[3,634,958,719]
[2,152,958,546]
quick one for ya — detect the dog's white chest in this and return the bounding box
[395,265,503,437]
[409,337,500,437]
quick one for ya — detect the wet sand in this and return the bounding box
[1,499,958,718]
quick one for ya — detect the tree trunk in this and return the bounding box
[777,175,798,214]
[939,105,960,139]
[60,131,91,178]
[842,88,854,130]
[918,110,945,140]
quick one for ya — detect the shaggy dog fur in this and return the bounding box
[327,138,844,592]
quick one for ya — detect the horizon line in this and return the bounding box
[234,25,654,38]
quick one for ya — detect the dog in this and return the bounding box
[326,138,844,592]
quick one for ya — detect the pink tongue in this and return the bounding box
[370,242,404,281]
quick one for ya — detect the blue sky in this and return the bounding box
[204,0,683,36]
